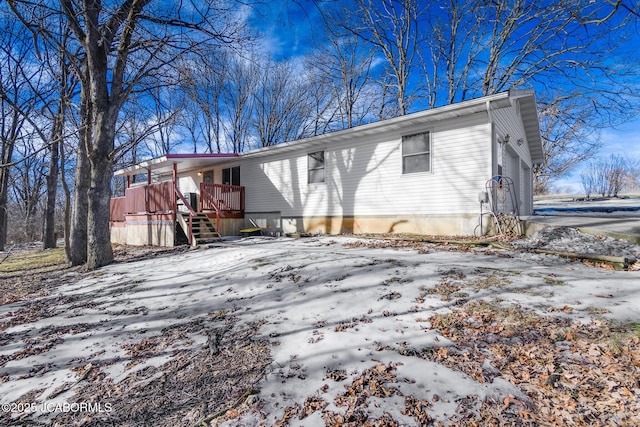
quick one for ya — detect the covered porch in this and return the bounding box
[109,154,245,247]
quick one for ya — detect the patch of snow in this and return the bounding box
[512,226,640,259]
[1,231,639,424]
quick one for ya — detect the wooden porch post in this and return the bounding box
[172,162,192,245]
[172,163,177,210]
[172,163,179,244]
[145,167,151,213]
[172,163,177,199]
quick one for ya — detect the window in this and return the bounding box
[222,166,240,186]
[202,170,214,184]
[402,132,431,174]
[308,151,325,184]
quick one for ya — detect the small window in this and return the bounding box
[308,151,325,184]
[222,166,240,186]
[202,170,214,184]
[402,132,431,174]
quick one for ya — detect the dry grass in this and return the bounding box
[0,247,67,273]
[0,247,74,305]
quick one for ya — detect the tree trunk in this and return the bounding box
[0,166,9,251]
[86,154,114,269]
[85,108,116,269]
[43,112,61,249]
[0,119,17,252]
[69,138,90,265]
[69,86,91,265]
[60,131,72,260]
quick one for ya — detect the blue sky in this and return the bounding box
[555,117,640,193]
[246,2,324,61]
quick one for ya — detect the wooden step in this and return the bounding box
[177,212,222,246]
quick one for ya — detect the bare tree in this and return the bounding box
[535,102,601,194]
[606,154,627,198]
[329,0,422,116]
[308,33,374,130]
[43,24,77,249]
[180,50,229,153]
[328,0,639,190]
[8,0,247,268]
[9,133,48,242]
[223,57,258,153]
[299,65,338,137]
[581,154,631,198]
[0,19,46,251]
[145,85,182,156]
[252,59,313,147]
[421,0,485,106]
[580,168,595,199]
[420,0,639,191]
[624,155,640,192]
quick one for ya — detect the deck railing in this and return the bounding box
[110,196,126,222]
[109,181,244,244]
[200,183,244,213]
[110,181,175,221]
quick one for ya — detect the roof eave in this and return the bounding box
[240,91,512,159]
[114,153,240,176]
[513,92,545,164]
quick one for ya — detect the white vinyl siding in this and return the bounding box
[492,104,532,166]
[176,173,199,194]
[492,102,535,214]
[242,111,490,217]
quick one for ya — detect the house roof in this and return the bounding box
[114,153,239,177]
[115,90,544,177]
[240,89,544,164]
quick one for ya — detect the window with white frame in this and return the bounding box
[222,166,240,186]
[308,151,325,184]
[402,131,431,174]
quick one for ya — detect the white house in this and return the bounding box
[110,89,543,246]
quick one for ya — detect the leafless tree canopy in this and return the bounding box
[325,0,640,193]
[581,154,636,198]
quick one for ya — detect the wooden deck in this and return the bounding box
[110,181,244,245]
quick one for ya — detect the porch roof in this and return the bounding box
[115,153,239,177]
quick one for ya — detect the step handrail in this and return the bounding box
[175,187,196,245]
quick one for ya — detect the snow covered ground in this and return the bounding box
[1,230,639,425]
